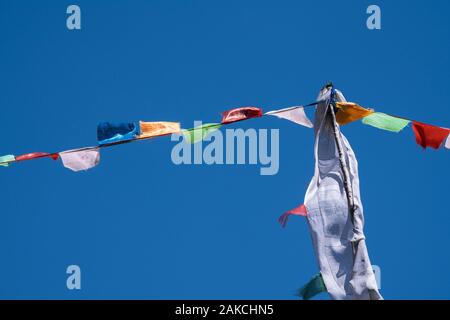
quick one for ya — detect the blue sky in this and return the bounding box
[0,0,449,299]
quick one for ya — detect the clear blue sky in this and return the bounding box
[0,0,449,299]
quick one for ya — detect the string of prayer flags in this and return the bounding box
[296,273,327,300]
[138,121,181,139]
[182,123,222,144]
[335,102,374,125]
[15,152,59,161]
[2,92,449,172]
[278,204,307,227]
[97,122,140,145]
[362,112,410,133]
[0,155,15,167]
[59,147,100,172]
[265,106,313,128]
[412,121,450,149]
[221,106,263,124]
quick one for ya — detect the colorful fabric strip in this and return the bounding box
[297,273,327,300]
[0,154,15,167]
[15,152,59,161]
[362,112,410,132]
[335,102,374,125]
[412,121,450,149]
[138,121,181,139]
[265,106,313,128]
[97,122,140,145]
[59,147,100,172]
[221,107,263,124]
[182,123,222,144]
[278,204,307,227]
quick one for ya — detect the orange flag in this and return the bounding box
[335,102,374,125]
[138,121,181,139]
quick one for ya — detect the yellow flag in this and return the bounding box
[335,102,374,125]
[138,121,181,139]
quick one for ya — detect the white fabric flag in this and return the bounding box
[445,134,450,149]
[303,87,382,300]
[60,148,100,172]
[265,106,313,128]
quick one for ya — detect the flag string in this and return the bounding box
[1,96,448,170]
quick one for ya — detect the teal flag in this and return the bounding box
[296,273,327,300]
[362,112,410,132]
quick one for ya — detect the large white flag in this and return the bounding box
[59,148,100,172]
[265,106,313,128]
[303,87,382,300]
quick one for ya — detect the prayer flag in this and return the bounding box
[138,121,181,139]
[412,121,450,149]
[15,152,59,161]
[59,148,100,172]
[296,273,327,300]
[335,102,373,125]
[362,112,410,132]
[182,123,222,144]
[278,204,307,227]
[97,122,140,145]
[303,88,382,300]
[0,155,15,167]
[221,107,263,124]
[265,106,313,128]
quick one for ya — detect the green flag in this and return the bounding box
[362,112,410,132]
[0,155,15,167]
[182,123,222,144]
[296,273,327,300]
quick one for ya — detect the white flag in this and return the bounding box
[265,106,313,128]
[303,87,382,300]
[60,148,100,172]
[446,134,450,149]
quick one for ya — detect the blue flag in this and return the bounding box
[97,122,140,145]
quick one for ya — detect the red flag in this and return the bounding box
[278,204,307,228]
[412,121,450,149]
[221,106,263,124]
[15,152,59,161]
